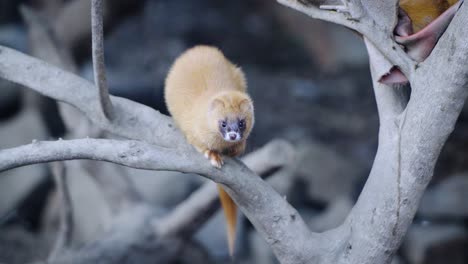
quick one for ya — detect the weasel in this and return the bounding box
[164,45,254,256]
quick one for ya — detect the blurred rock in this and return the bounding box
[294,141,364,204]
[392,255,404,264]
[0,24,28,52]
[123,166,246,259]
[0,108,48,222]
[0,226,48,264]
[125,168,200,208]
[267,167,296,198]
[418,174,468,219]
[0,25,26,121]
[309,197,353,232]
[0,1,25,24]
[402,223,468,264]
[42,162,200,246]
[245,68,377,164]
[177,239,215,264]
[0,79,21,121]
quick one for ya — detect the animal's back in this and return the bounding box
[164,45,246,135]
[164,46,251,257]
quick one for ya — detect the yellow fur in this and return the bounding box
[164,45,254,256]
[400,0,458,32]
[165,45,253,152]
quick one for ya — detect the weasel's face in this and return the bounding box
[208,91,254,143]
[218,118,247,142]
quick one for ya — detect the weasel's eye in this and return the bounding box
[238,120,245,128]
[221,121,227,128]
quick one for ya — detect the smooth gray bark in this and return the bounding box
[1,0,467,262]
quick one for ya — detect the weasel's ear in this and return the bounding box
[239,98,253,113]
[210,98,225,112]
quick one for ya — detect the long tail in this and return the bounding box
[217,184,237,256]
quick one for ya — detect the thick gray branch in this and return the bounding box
[0,139,197,173]
[276,1,468,264]
[326,3,468,264]
[0,137,316,263]
[156,139,295,239]
[26,140,294,264]
[0,45,184,148]
[0,47,319,263]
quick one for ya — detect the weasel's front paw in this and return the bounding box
[204,150,224,168]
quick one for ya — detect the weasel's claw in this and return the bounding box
[204,150,224,169]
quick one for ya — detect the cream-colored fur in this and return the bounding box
[164,45,253,154]
[164,45,254,256]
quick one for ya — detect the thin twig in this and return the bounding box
[91,0,113,120]
[48,162,73,261]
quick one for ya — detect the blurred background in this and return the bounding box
[0,0,468,263]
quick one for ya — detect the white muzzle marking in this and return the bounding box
[224,132,241,142]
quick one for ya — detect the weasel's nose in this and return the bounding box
[229,134,237,140]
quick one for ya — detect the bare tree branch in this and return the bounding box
[156,139,295,239]
[6,139,296,264]
[48,162,73,261]
[91,0,113,120]
[272,1,468,264]
[0,45,183,148]
[277,0,416,78]
[320,2,468,264]
[0,139,189,173]
[3,0,467,261]
[277,0,357,29]
[0,41,321,262]
[0,135,315,263]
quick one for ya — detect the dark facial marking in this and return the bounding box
[218,118,246,140]
[238,120,245,130]
[219,119,227,138]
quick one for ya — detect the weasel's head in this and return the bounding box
[208,91,254,143]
